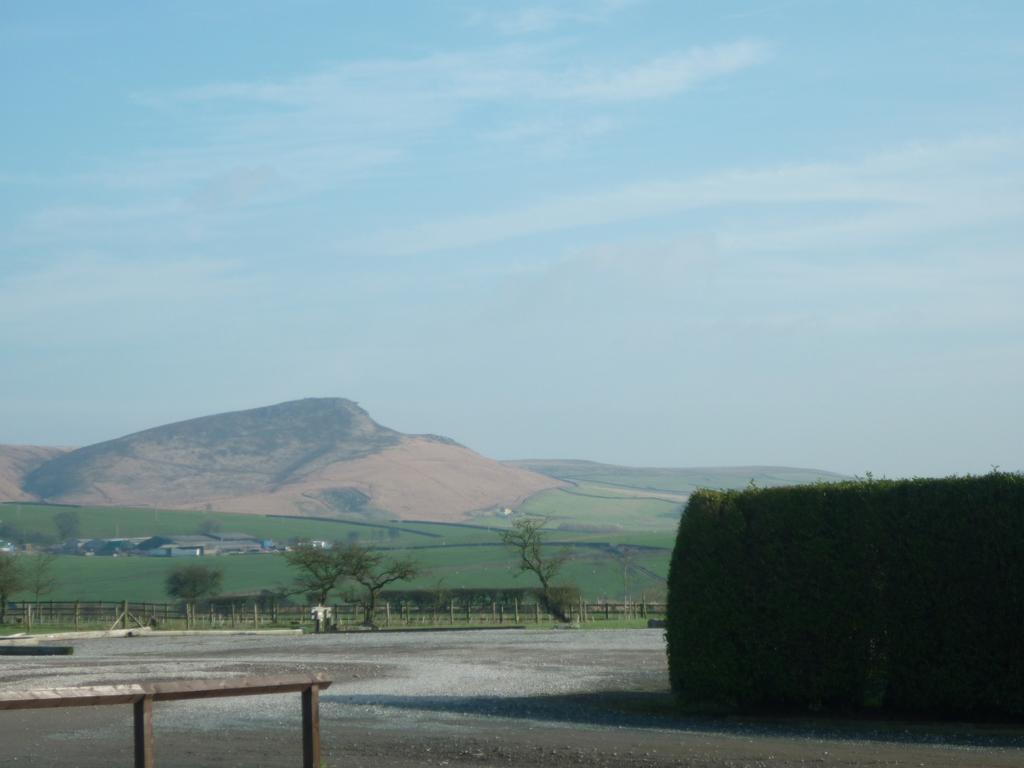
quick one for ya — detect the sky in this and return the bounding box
[1,1,1022,477]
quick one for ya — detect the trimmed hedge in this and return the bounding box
[666,473,1024,717]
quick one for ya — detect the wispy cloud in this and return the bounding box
[8,38,769,244]
[143,41,768,109]
[0,253,256,342]
[485,115,618,155]
[27,202,180,232]
[561,41,770,101]
[341,135,1023,256]
[469,0,640,35]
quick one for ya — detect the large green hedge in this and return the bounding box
[665,473,1024,717]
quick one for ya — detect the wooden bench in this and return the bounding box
[0,674,332,767]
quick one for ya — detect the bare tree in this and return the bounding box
[501,517,570,621]
[165,563,223,602]
[24,553,57,606]
[284,543,350,604]
[54,510,81,544]
[0,554,23,623]
[339,543,420,626]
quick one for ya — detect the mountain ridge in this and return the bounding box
[12,399,562,521]
[2,400,851,523]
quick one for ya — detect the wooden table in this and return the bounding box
[0,674,332,767]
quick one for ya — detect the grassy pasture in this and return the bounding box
[510,482,682,531]
[0,502,442,547]
[1,457,851,610]
[1,500,677,544]
[3,487,677,603]
[45,553,294,602]
[512,460,848,496]
[39,542,667,602]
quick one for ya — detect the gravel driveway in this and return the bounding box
[1,629,1022,767]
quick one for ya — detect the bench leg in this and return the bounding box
[134,696,154,768]
[302,685,321,768]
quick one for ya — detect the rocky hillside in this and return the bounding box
[15,398,562,522]
[0,445,71,501]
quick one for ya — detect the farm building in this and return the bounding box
[139,532,265,557]
[78,537,149,556]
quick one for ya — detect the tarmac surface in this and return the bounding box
[1,628,1022,767]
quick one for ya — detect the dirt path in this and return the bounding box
[1,629,1021,767]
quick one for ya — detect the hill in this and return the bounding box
[505,459,848,495]
[0,445,71,501]
[489,461,849,534]
[17,399,562,522]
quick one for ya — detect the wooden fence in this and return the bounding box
[2,599,666,630]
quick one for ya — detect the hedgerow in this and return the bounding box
[666,473,1024,717]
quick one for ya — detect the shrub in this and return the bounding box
[666,473,1024,717]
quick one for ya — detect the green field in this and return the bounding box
[3,501,673,603]
[512,483,683,531]
[1,499,679,544]
[3,461,844,604]
[509,460,849,496]
[37,544,666,603]
[0,503,444,547]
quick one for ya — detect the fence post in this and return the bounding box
[74,600,80,631]
[449,601,454,625]
[134,695,155,768]
[499,603,504,624]
[535,603,540,624]
[301,684,321,768]
[122,600,129,629]
[25,604,32,633]
[514,598,519,623]
[253,602,259,628]
[385,602,391,628]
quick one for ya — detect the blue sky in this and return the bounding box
[2,1,1022,476]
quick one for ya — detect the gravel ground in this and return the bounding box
[1,629,1022,767]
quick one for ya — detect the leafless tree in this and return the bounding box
[338,543,420,625]
[165,563,223,602]
[0,554,23,623]
[284,543,350,604]
[25,553,58,606]
[501,517,571,621]
[54,510,81,544]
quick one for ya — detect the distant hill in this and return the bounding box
[504,459,849,496]
[15,399,562,522]
[0,445,71,501]
[2,400,850,526]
